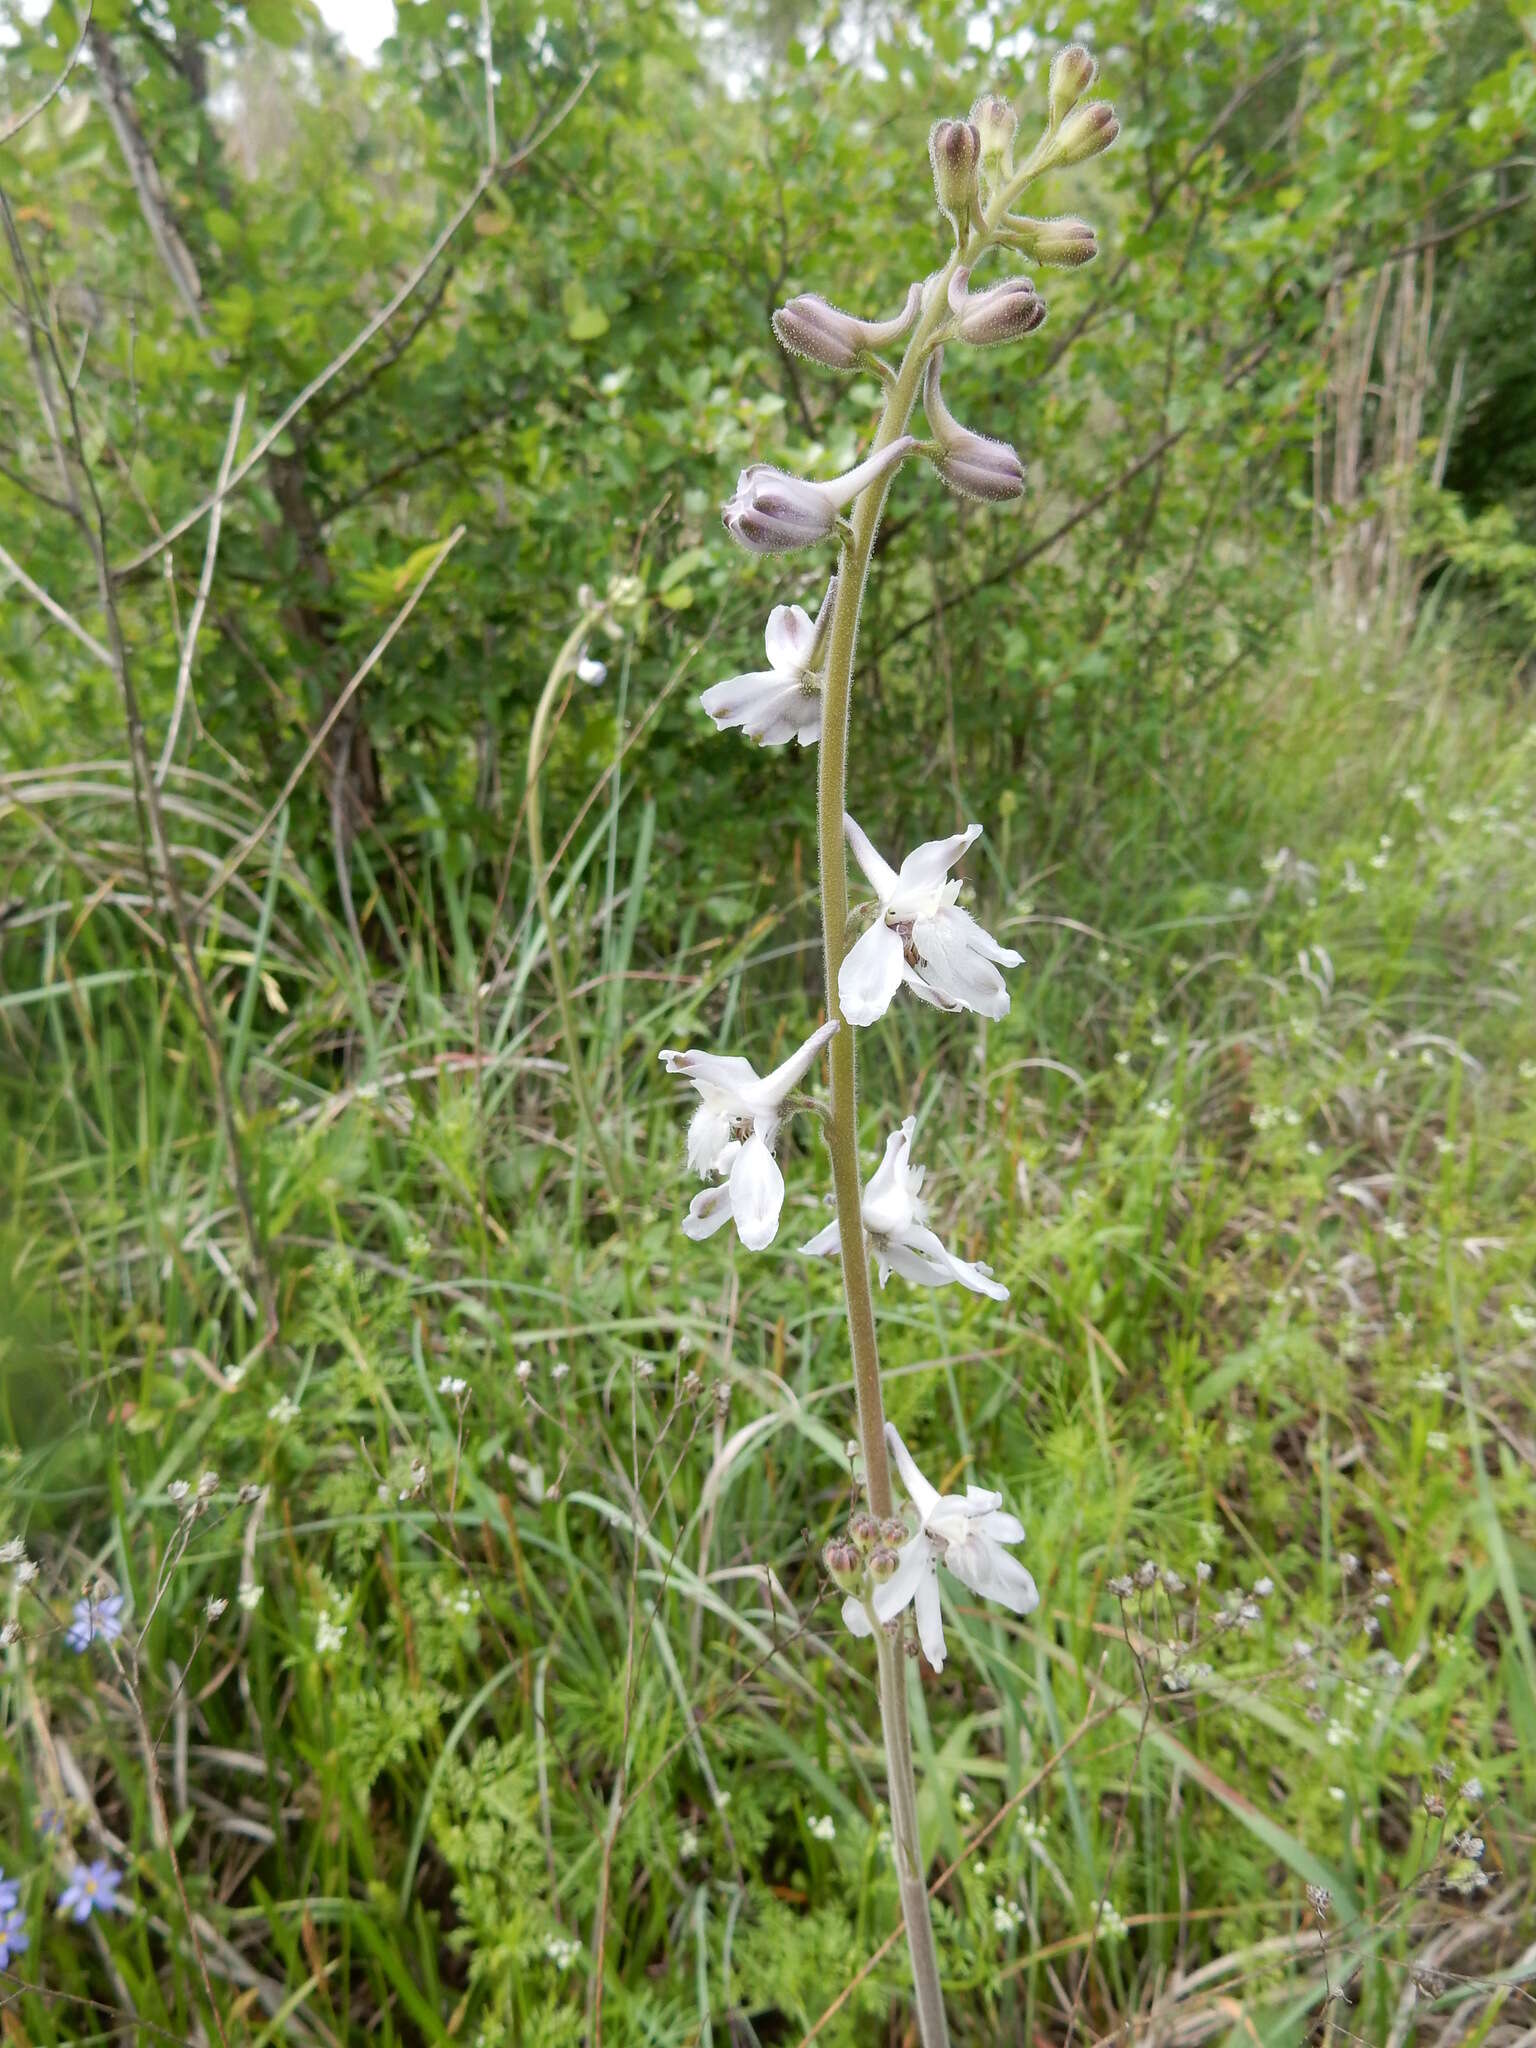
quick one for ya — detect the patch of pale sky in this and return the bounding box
[314,0,396,60]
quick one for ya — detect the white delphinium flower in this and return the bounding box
[659,1020,839,1251]
[699,577,835,748]
[841,1423,1038,1672]
[801,1117,1008,1298]
[839,816,1021,1025]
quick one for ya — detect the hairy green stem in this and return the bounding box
[815,252,959,2048]
[526,613,624,1198]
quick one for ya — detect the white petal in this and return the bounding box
[862,1118,918,1234]
[872,1535,927,1623]
[948,1536,1038,1615]
[686,1105,734,1177]
[976,1507,1026,1545]
[884,1423,940,1523]
[843,813,900,901]
[700,671,820,748]
[895,822,982,896]
[960,1484,1004,1517]
[682,1183,735,1240]
[910,908,1014,1019]
[660,1047,762,1108]
[881,1233,966,1289]
[841,1593,874,1638]
[899,964,962,1012]
[728,1131,785,1251]
[764,602,816,674]
[800,1217,843,1258]
[838,918,904,1027]
[913,1564,947,1671]
[750,1018,839,1109]
[895,1221,1008,1300]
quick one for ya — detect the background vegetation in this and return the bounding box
[2,0,1534,2041]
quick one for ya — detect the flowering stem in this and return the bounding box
[815,260,958,2048]
[526,612,624,1199]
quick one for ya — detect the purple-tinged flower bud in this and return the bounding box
[1053,99,1119,167]
[956,275,1046,347]
[879,1518,908,1548]
[773,282,923,372]
[722,437,918,554]
[868,1546,901,1583]
[1002,213,1099,268]
[921,351,1025,504]
[1048,45,1097,127]
[929,118,980,229]
[970,92,1018,178]
[824,1540,863,1587]
[848,1512,879,1551]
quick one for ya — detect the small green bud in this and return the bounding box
[824,1540,863,1588]
[868,1546,901,1583]
[848,1512,879,1551]
[1002,213,1099,268]
[1048,45,1097,128]
[970,93,1018,180]
[1053,99,1119,167]
[929,118,980,231]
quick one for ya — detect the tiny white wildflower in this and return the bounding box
[205,1597,228,1621]
[268,1395,300,1425]
[544,1932,581,1971]
[16,1559,38,1585]
[1095,1901,1128,1941]
[237,1584,264,1611]
[167,1481,191,1505]
[955,1790,976,1818]
[1147,1097,1173,1121]
[807,1813,836,1842]
[437,1375,467,1399]
[315,1611,346,1654]
[678,1826,700,1859]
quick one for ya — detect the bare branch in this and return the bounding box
[0,3,94,149]
[0,537,113,668]
[156,387,246,783]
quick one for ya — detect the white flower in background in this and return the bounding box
[315,1610,346,1655]
[841,1424,1037,1672]
[722,439,917,553]
[801,1117,1008,1299]
[839,816,1021,1025]
[659,1020,840,1251]
[807,1812,836,1841]
[699,577,835,747]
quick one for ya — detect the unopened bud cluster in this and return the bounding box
[825,1508,911,1613]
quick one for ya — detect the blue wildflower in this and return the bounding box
[64,1593,125,1653]
[0,1869,18,1915]
[58,1860,126,1922]
[0,1904,28,1971]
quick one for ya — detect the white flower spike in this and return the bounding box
[699,576,836,747]
[839,815,1021,1025]
[801,1116,1008,1299]
[842,1424,1038,1671]
[660,1020,839,1252]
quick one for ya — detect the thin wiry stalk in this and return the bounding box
[525,612,626,1198]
